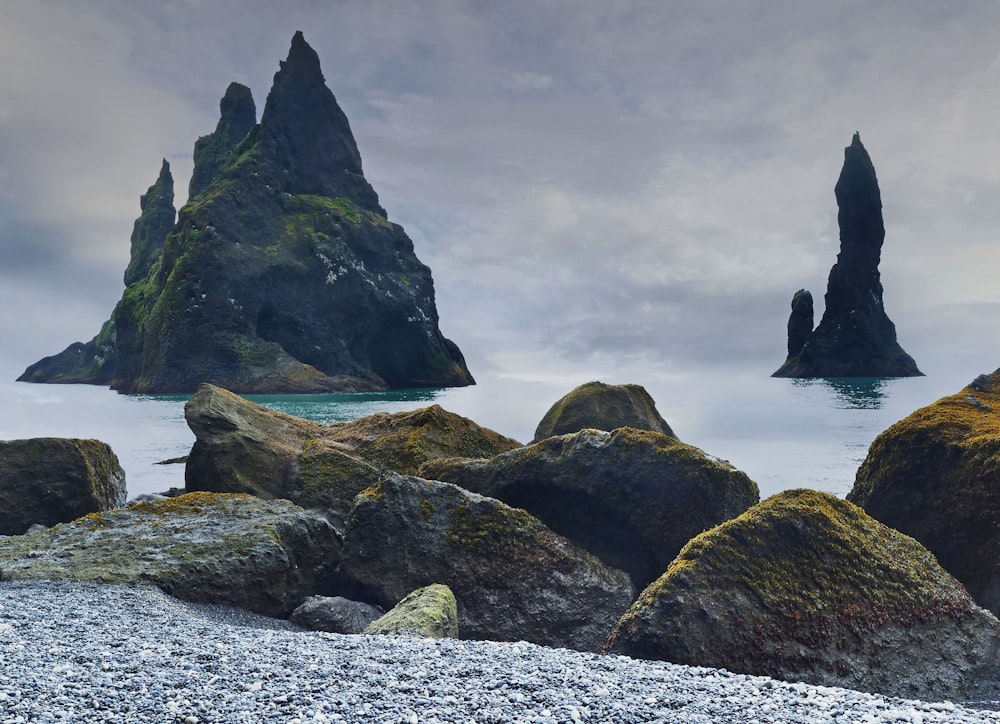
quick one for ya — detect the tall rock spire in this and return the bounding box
[258,31,382,212]
[773,133,921,378]
[124,159,175,286]
[189,82,256,198]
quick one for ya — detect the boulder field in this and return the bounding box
[3,380,999,701]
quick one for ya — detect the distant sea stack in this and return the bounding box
[773,133,921,378]
[19,32,474,393]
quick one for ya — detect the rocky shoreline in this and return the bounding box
[4,377,1000,715]
[2,580,998,723]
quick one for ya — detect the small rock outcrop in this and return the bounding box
[773,133,921,378]
[184,384,520,517]
[290,595,383,634]
[339,474,634,651]
[0,438,126,535]
[19,32,473,393]
[533,381,675,442]
[0,492,340,617]
[364,584,459,639]
[420,428,758,590]
[848,370,1000,615]
[605,489,1000,702]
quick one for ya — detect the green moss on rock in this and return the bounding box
[364,583,458,638]
[606,489,1000,701]
[848,369,1000,615]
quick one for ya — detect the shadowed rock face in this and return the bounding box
[19,32,473,393]
[420,427,758,590]
[339,474,634,652]
[0,438,126,535]
[606,489,1000,702]
[773,134,921,378]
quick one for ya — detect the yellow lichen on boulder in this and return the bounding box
[848,369,1000,615]
[606,489,1000,702]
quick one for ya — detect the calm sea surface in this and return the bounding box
[0,370,977,502]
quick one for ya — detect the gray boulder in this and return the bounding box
[0,438,126,535]
[290,595,383,634]
[605,489,1000,702]
[0,492,340,617]
[420,427,758,590]
[340,474,634,651]
[533,381,675,442]
[364,584,458,639]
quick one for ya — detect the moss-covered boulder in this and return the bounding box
[364,584,459,639]
[848,370,1000,615]
[184,384,520,517]
[0,438,126,535]
[0,492,340,617]
[19,32,473,393]
[605,489,1000,701]
[420,428,758,590]
[533,381,675,442]
[339,474,634,651]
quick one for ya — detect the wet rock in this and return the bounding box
[339,474,634,651]
[533,381,675,442]
[605,489,1000,702]
[0,492,340,617]
[364,584,459,639]
[0,438,126,535]
[420,427,758,590]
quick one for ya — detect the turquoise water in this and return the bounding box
[0,369,977,502]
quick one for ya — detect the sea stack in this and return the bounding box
[773,133,921,378]
[20,32,474,393]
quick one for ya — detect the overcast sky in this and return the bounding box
[3,0,1000,390]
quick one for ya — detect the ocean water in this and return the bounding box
[0,368,977,502]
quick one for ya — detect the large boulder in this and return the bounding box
[0,492,340,617]
[773,133,921,377]
[0,438,126,535]
[364,584,459,639]
[605,489,1000,702]
[848,370,1000,615]
[19,32,473,393]
[420,428,758,590]
[339,474,634,651]
[533,381,675,442]
[290,595,383,634]
[184,384,520,517]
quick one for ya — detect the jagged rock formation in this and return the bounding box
[0,438,126,535]
[848,369,1000,616]
[19,32,473,393]
[605,489,1000,702]
[773,134,921,378]
[532,381,675,443]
